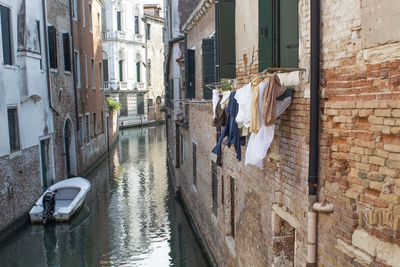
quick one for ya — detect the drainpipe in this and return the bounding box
[68,0,80,133]
[307,0,320,266]
[42,0,59,116]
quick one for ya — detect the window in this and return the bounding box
[135,16,139,34]
[82,0,85,27]
[212,161,218,216]
[146,23,151,40]
[36,21,43,69]
[230,176,235,238]
[47,26,57,69]
[103,59,109,82]
[63,33,71,71]
[93,113,97,136]
[175,129,180,168]
[216,0,236,79]
[185,49,195,98]
[148,98,153,107]
[91,58,95,88]
[0,5,12,65]
[97,13,100,38]
[74,51,80,87]
[193,142,197,187]
[85,55,88,88]
[116,11,121,31]
[137,95,144,115]
[119,60,123,81]
[89,4,92,32]
[259,0,299,70]
[72,0,77,21]
[202,38,215,99]
[136,62,141,82]
[99,62,102,88]
[120,94,128,116]
[180,133,184,165]
[101,111,104,133]
[147,60,151,86]
[85,114,90,141]
[7,108,20,152]
[78,116,83,145]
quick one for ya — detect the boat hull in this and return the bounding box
[30,177,91,223]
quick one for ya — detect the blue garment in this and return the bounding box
[212,91,246,161]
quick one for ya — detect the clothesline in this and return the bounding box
[211,72,294,169]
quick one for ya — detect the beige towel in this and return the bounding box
[262,73,286,126]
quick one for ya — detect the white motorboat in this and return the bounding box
[30,177,91,223]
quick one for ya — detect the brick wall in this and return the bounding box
[0,146,41,233]
[168,0,400,266]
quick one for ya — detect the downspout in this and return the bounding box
[68,0,80,133]
[42,0,59,116]
[308,0,334,265]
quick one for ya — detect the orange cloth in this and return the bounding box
[262,73,286,126]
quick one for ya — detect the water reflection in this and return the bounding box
[0,126,209,267]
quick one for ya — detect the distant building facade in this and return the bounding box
[143,4,164,123]
[102,0,148,127]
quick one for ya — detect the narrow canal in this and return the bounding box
[0,126,209,267]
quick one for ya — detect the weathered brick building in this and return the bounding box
[166,0,400,266]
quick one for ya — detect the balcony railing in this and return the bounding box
[136,82,145,90]
[120,82,128,89]
[102,31,145,44]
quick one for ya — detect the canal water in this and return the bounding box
[0,126,209,267]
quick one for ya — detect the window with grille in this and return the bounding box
[7,108,20,152]
[137,95,144,115]
[74,51,81,88]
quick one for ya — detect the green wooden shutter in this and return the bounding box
[279,0,298,68]
[185,49,195,99]
[202,38,215,99]
[258,0,273,72]
[63,33,71,72]
[48,26,57,69]
[0,5,12,65]
[218,0,236,79]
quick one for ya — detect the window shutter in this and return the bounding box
[0,5,12,65]
[279,0,298,68]
[103,60,109,82]
[258,0,273,71]
[185,49,195,99]
[202,38,215,100]
[217,0,236,79]
[48,26,57,69]
[168,79,174,100]
[136,62,141,82]
[63,33,71,71]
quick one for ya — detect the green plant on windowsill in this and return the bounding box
[107,97,120,113]
[160,105,166,112]
[218,79,233,92]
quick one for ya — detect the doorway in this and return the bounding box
[64,118,77,178]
